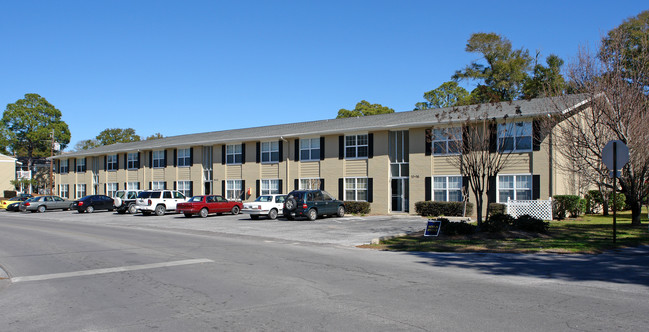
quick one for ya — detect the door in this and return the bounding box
[391,179,409,212]
[389,131,409,213]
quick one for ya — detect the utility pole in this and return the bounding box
[49,129,54,195]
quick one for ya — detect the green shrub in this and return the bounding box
[513,214,549,234]
[344,201,371,215]
[414,201,473,217]
[552,195,581,220]
[584,190,603,214]
[483,213,514,233]
[488,203,506,216]
[609,192,626,210]
[436,218,476,236]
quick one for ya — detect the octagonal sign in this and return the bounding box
[602,140,629,171]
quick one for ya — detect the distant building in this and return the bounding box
[0,153,20,195]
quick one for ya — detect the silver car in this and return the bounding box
[19,195,73,213]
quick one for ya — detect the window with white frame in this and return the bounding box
[345,134,368,159]
[261,142,279,163]
[226,144,243,164]
[60,184,69,198]
[76,184,86,198]
[127,182,140,190]
[226,179,243,200]
[299,178,322,190]
[151,181,165,190]
[345,177,368,201]
[498,174,532,202]
[433,176,463,202]
[177,148,191,167]
[300,138,320,161]
[127,153,139,169]
[260,179,280,195]
[106,183,118,197]
[432,127,462,155]
[106,154,118,171]
[498,122,532,152]
[76,158,86,172]
[152,150,165,168]
[177,181,192,197]
[60,160,69,173]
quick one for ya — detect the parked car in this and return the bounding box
[6,199,30,212]
[135,190,188,216]
[283,190,345,221]
[19,195,73,213]
[73,195,115,213]
[112,190,143,214]
[1,196,31,209]
[177,195,242,218]
[242,194,287,220]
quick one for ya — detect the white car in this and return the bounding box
[242,194,287,220]
[135,190,188,216]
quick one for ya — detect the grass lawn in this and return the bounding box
[361,210,649,254]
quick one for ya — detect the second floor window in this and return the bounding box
[226,144,242,164]
[433,128,462,155]
[498,122,532,152]
[177,148,191,167]
[345,134,368,159]
[106,155,118,171]
[76,158,86,172]
[261,141,279,163]
[300,138,320,161]
[152,151,165,168]
[127,153,139,169]
[60,159,69,173]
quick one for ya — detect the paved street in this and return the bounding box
[0,210,648,331]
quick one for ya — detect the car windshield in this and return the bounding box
[255,196,273,202]
[115,191,125,199]
[188,196,204,202]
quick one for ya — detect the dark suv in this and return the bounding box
[283,190,345,221]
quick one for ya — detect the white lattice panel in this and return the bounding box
[507,198,553,221]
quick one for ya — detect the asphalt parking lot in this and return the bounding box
[1,210,428,247]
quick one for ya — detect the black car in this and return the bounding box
[6,201,24,212]
[73,195,115,213]
[283,190,345,221]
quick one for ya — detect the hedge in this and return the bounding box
[343,201,371,215]
[415,201,473,217]
[483,214,549,234]
[552,195,582,219]
[435,218,476,235]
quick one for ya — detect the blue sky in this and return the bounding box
[1,1,647,149]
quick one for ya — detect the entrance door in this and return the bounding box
[391,178,409,212]
[389,131,409,212]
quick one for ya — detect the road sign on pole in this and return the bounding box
[602,140,629,244]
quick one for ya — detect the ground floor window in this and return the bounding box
[177,181,192,197]
[127,182,140,190]
[226,179,243,200]
[299,178,322,190]
[151,181,165,190]
[344,177,368,201]
[433,176,462,202]
[60,184,69,198]
[76,184,86,199]
[498,174,532,202]
[260,179,280,195]
[106,183,118,197]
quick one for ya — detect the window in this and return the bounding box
[300,138,320,161]
[260,179,280,195]
[498,175,532,202]
[226,144,243,164]
[127,182,140,190]
[177,148,191,167]
[152,150,165,168]
[106,183,118,197]
[433,176,463,202]
[76,158,86,172]
[345,134,368,159]
[151,181,165,190]
[76,184,86,198]
[345,177,368,201]
[60,160,69,173]
[498,122,532,152]
[106,154,118,171]
[299,178,322,190]
[127,153,139,169]
[226,180,243,200]
[177,181,192,197]
[432,127,462,155]
[60,184,69,198]
[261,141,279,163]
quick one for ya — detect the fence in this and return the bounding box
[507,198,553,221]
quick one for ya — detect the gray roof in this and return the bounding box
[56,94,588,158]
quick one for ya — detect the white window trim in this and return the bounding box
[106,154,118,171]
[496,173,533,203]
[432,127,462,156]
[127,153,138,169]
[126,182,140,190]
[226,144,243,165]
[299,178,322,190]
[177,181,191,197]
[107,183,118,197]
[497,121,533,153]
[226,179,243,201]
[60,159,69,173]
[152,150,165,168]
[300,137,321,162]
[432,175,463,202]
[76,158,86,172]
[260,179,280,195]
[151,181,165,190]
[344,177,368,201]
[177,148,191,167]
[75,184,86,199]
[261,141,279,164]
[60,184,69,198]
[344,134,369,160]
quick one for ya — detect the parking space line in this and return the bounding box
[11,258,214,283]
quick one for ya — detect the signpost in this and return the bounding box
[602,140,629,244]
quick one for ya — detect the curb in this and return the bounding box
[371,233,409,245]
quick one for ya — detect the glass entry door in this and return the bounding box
[389,131,409,212]
[391,178,409,212]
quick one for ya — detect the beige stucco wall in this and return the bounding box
[0,154,17,194]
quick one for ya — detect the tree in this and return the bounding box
[414,81,470,110]
[522,54,567,98]
[74,139,100,151]
[336,100,395,118]
[601,10,649,88]
[1,93,71,170]
[95,128,141,146]
[452,33,533,103]
[146,133,164,140]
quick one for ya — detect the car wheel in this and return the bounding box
[336,205,345,218]
[250,215,259,220]
[268,209,278,220]
[284,197,297,211]
[231,206,240,215]
[37,205,46,213]
[155,205,166,216]
[117,210,126,214]
[285,213,294,220]
[184,213,193,218]
[306,208,317,221]
[199,208,209,218]
[86,206,94,213]
[69,203,75,210]
[128,204,137,214]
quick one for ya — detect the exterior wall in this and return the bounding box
[0,155,17,194]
